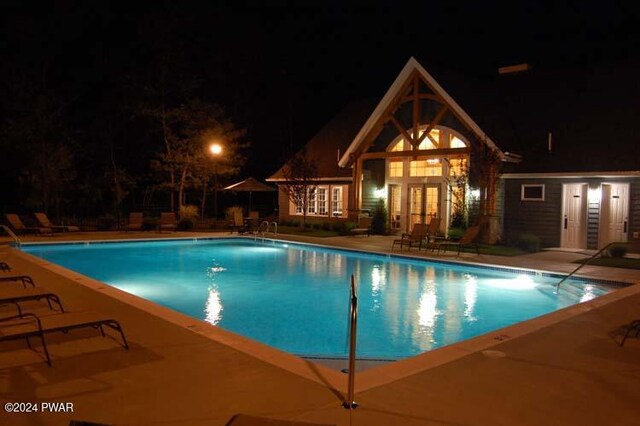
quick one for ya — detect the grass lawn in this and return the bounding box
[277,226,340,238]
[574,257,640,270]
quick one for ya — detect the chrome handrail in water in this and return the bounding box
[556,241,630,291]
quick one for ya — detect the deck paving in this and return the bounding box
[0,231,639,425]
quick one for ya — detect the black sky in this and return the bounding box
[2,0,639,178]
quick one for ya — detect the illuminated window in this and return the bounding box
[449,158,467,177]
[317,187,327,215]
[307,190,317,214]
[332,186,343,217]
[410,159,442,176]
[450,135,467,148]
[389,139,405,151]
[418,129,439,150]
[389,160,403,177]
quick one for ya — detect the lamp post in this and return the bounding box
[209,142,223,228]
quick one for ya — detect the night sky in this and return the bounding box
[2,0,639,181]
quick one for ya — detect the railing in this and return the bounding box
[0,225,21,248]
[556,241,631,291]
[254,221,278,242]
[342,274,358,410]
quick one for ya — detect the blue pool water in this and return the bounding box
[23,238,610,359]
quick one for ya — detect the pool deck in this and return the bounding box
[1,231,639,425]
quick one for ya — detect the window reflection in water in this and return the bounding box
[463,274,478,321]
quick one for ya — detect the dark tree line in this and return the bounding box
[0,2,254,221]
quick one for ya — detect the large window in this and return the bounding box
[389,160,403,177]
[290,185,347,217]
[409,159,442,177]
[417,129,439,150]
[332,187,343,217]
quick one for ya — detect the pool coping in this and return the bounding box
[14,236,640,394]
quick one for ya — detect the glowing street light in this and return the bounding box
[209,142,223,227]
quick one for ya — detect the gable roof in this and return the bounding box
[267,100,375,181]
[338,57,503,168]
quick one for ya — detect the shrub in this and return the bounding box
[516,233,540,253]
[179,205,199,221]
[321,221,331,231]
[332,221,346,234]
[342,221,357,235]
[447,227,465,241]
[312,222,322,230]
[607,244,627,258]
[371,199,388,235]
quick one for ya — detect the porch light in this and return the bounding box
[374,187,387,199]
[426,158,440,164]
[470,189,480,198]
[588,187,601,203]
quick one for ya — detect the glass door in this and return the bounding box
[408,184,439,231]
[389,184,402,231]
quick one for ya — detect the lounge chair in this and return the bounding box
[350,216,372,237]
[0,311,129,366]
[392,223,429,250]
[34,212,80,232]
[620,319,640,346]
[158,212,177,232]
[0,286,64,315]
[420,217,442,250]
[5,214,52,235]
[436,226,481,255]
[0,275,35,288]
[126,212,144,232]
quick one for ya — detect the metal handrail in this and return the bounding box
[0,225,21,247]
[556,241,630,291]
[254,221,278,242]
[342,274,358,410]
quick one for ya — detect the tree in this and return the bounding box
[468,139,503,242]
[152,99,247,213]
[281,150,319,229]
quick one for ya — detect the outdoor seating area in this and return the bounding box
[0,262,129,366]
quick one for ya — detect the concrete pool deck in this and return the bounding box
[1,231,639,425]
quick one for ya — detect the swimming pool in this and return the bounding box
[23,238,611,359]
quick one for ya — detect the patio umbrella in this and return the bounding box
[223,177,276,212]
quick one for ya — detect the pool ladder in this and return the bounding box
[254,221,278,243]
[0,225,21,248]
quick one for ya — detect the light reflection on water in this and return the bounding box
[22,239,611,359]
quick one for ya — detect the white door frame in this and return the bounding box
[599,183,630,248]
[560,183,587,249]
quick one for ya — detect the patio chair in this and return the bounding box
[228,210,246,234]
[0,310,129,366]
[0,275,36,288]
[392,223,428,250]
[0,286,64,315]
[5,214,52,235]
[620,319,640,346]
[34,212,80,232]
[158,212,177,232]
[126,212,144,232]
[436,226,481,255]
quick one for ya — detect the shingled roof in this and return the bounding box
[267,100,376,181]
